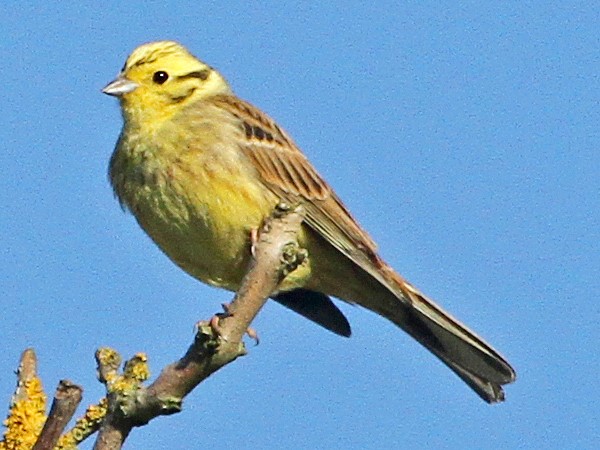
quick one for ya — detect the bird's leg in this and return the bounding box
[249,227,259,257]
[207,302,260,345]
[204,302,231,338]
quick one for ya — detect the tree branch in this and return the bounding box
[1,349,48,449]
[32,380,83,450]
[93,203,306,450]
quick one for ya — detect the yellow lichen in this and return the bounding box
[0,378,47,450]
[55,398,108,450]
[122,353,150,383]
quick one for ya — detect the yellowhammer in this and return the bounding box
[103,41,515,402]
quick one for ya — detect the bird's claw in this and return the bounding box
[250,228,259,257]
[246,326,260,345]
[203,302,259,345]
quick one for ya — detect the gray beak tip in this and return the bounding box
[102,76,139,97]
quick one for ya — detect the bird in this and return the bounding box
[103,41,515,403]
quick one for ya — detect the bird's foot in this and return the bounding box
[249,228,259,257]
[204,302,260,345]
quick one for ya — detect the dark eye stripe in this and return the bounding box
[178,70,210,80]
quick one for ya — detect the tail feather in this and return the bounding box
[386,279,515,402]
[438,356,507,403]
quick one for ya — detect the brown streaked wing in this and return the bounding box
[212,95,397,292]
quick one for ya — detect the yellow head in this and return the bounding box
[103,41,231,127]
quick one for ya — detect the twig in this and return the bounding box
[32,380,83,450]
[14,348,38,401]
[2,349,47,449]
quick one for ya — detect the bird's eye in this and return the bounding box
[152,71,169,84]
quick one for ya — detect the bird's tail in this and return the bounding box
[285,230,516,402]
[371,270,516,403]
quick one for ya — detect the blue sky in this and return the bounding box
[1,2,598,449]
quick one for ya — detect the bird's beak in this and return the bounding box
[102,75,139,97]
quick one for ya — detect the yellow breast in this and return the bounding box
[109,118,278,290]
